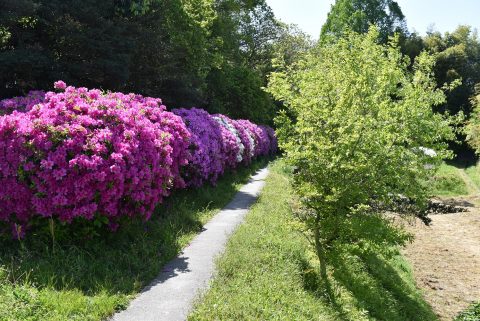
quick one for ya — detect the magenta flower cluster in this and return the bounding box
[0,82,277,238]
[0,90,46,115]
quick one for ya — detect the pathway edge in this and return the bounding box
[110,166,270,321]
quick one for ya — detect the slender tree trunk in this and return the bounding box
[314,213,334,301]
[314,222,328,282]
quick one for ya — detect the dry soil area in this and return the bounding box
[402,205,480,320]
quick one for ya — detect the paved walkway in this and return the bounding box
[111,167,269,321]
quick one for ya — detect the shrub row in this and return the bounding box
[0,82,277,238]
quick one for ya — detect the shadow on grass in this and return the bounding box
[328,248,437,321]
[298,215,437,321]
[0,158,271,298]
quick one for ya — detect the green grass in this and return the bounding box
[455,302,480,321]
[464,165,480,190]
[429,161,480,197]
[430,162,470,197]
[0,159,270,321]
[189,160,436,321]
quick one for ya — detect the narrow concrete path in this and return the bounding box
[111,167,269,321]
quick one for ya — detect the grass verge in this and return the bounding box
[0,158,270,321]
[430,163,469,197]
[464,165,480,191]
[188,159,437,321]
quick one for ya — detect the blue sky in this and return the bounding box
[265,0,480,39]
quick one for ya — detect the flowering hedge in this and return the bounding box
[172,108,226,187]
[0,82,276,238]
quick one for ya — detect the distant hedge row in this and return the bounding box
[0,82,277,238]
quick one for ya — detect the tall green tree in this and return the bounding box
[205,0,280,124]
[320,0,407,43]
[267,28,455,284]
[124,0,216,107]
[238,2,281,73]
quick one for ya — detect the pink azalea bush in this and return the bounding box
[0,82,277,238]
[0,90,46,115]
[0,113,34,234]
[1,84,190,234]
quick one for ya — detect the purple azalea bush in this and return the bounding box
[213,114,242,169]
[231,119,254,165]
[0,82,277,238]
[172,108,226,187]
[237,119,262,156]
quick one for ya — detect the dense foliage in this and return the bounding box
[403,26,480,156]
[0,0,284,124]
[466,90,480,153]
[322,1,480,157]
[2,0,479,149]
[0,82,276,238]
[406,26,480,117]
[320,0,407,43]
[267,28,455,281]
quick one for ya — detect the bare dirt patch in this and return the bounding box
[401,206,480,320]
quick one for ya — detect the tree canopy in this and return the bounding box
[401,26,480,157]
[0,0,285,124]
[267,28,455,280]
[321,0,480,157]
[423,26,480,117]
[320,0,407,43]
